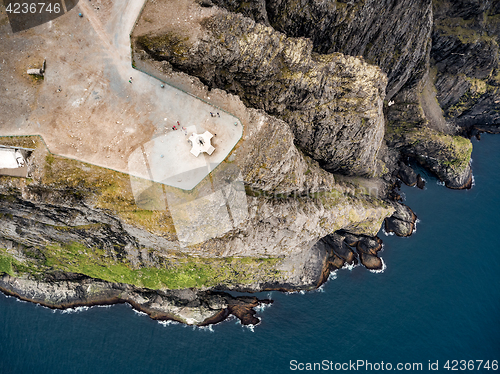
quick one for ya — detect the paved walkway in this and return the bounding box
[0,0,242,190]
[75,0,242,190]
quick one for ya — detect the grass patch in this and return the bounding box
[36,242,281,290]
[405,127,472,172]
[434,17,492,44]
[38,151,177,237]
[0,254,14,276]
[0,135,42,150]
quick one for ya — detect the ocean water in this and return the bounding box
[0,135,499,374]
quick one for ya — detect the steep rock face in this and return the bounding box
[384,203,417,237]
[134,9,387,177]
[210,0,433,99]
[431,0,500,131]
[236,109,336,194]
[384,62,474,190]
[0,99,394,296]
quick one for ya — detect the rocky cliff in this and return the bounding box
[135,11,387,177]
[431,0,500,134]
[1,0,497,325]
[0,106,393,323]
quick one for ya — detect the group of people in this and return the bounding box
[172,121,180,131]
[172,121,188,134]
[170,110,221,133]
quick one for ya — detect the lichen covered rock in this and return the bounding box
[134,9,387,177]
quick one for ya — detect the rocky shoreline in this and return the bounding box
[0,273,272,326]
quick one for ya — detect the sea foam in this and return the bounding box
[369,258,387,274]
[61,306,90,314]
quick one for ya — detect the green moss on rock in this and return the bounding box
[0,244,282,290]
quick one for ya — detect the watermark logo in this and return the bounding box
[3,0,79,33]
[128,138,248,247]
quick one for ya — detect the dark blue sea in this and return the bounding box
[1,135,499,374]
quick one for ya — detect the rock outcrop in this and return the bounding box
[0,98,393,307]
[134,8,387,177]
[384,203,418,237]
[211,0,433,99]
[0,273,270,326]
[317,231,385,272]
[431,0,500,133]
[1,0,497,324]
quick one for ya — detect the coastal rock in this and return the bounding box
[342,233,361,248]
[358,252,383,271]
[212,0,433,99]
[0,0,491,318]
[0,274,270,326]
[431,0,500,132]
[396,162,418,187]
[384,203,417,237]
[134,6,387,176]
[356,237,383,256]
[322,233,356,265]
[416,175,426,189]
[0,98,394,298]
[387,122,473,189]
[322,232,383,271]
[328,254,346,271]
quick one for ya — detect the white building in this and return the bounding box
[0,146,30,177]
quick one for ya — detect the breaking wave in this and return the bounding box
[132,309,148,317]
[61,306,90,314]
[369,258,387,274]
[413,218,421,234]
[157,320,181,327]
[328,270,338,281]
[255,302,272,312]
[342,261,360,271]
[382,227,395,236]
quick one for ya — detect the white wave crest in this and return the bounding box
[157,319,180,327]
[342,261,359,271]
[382,227,395,236]
[132,309,148,317]
[437,180,445,186]
[61,306,90,314]
[413,218,421,234]
[328,270,338,281]
[369,258,387,274]
[471,174,476,188]
[198,324,215,332]
[255,302,272,312]
[314,284,325,293]
[244,323,257,332]
[234,318,259,332]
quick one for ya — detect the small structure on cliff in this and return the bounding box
[128,119,241,191]
[188,131,215,157]
[27,59,46,77]
[0,145,32,177]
